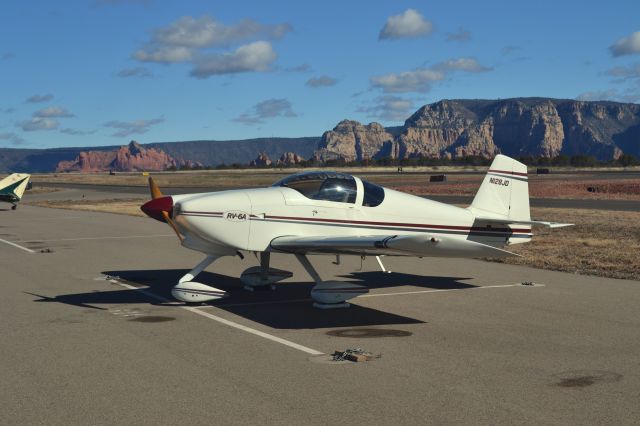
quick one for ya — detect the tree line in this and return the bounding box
[169,153,638,171]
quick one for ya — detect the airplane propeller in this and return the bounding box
[141,177,183,242]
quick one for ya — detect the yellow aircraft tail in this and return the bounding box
[0,173,31,201]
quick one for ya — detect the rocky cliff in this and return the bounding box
[277,151,305,166]
[249,152,272,167]
[315,98,640,161]
[55,141,201,172]
[315,120,396,162]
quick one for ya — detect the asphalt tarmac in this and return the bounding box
[1,203,639,425]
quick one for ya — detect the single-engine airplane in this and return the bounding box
[0,173,31,210]
[141,154,571,308]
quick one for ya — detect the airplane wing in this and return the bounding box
[270,233,519,258]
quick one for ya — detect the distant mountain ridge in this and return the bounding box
[2,98,639,172]
[0,137,319,172]
[55,141,203,172]
[314,98,640,162]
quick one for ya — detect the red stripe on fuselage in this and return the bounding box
[488,169,528,177]
[179,211,532,235]
[264,215,531,234]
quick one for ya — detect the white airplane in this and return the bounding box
[141,154,571,309]
[0,173,31,210]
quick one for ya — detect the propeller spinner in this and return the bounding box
[141,177,183,241]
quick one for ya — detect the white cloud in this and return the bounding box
[576,85,640,103]
[34,106,74,118]
[132,15,291,72]
[0,132,25,145]
[26,94,54,103]
[501,45,523,56]
[370,57,491,93]
[134,46,194,63]
[371,69,445,93]
[606,63,640,80]
[446,29,471,42]
[609,31,640,57]
[379,9,432,40]
[152,15,291,48]
[286,63,312,73]
[104,117,164,137]
[190,41,276,78]
[618,85,640,103]
[60,128,97,135]
[576,89,620,101]
[233,98,296,125]
[18,117,59,131]
[306,75,338,87]
[232,113,262,125]
[357,96,414,121]
[117,67,154,78]
[433,58,492,73]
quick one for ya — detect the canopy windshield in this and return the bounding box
[273,172,357,204]
[273,171,385,207]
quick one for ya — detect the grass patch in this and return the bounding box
[491,208,640,281]
[27,198,146,217]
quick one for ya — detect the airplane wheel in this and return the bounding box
[11,205,16,210]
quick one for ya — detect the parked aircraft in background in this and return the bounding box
[141,155,571,308]
[0,173,31,210]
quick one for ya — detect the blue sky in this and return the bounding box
[1,0,639,148]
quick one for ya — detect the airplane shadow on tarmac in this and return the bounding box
[28,269,477,329]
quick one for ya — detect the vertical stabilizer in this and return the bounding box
[468,155,530,221]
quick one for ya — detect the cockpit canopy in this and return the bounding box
[272,171,385,207]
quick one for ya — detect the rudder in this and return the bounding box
[0,173,31,200]
[468,155,530,221]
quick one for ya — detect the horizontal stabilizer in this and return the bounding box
[475,216,573,229]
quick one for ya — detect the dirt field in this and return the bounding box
[33,168,640,200]
[27,198,147,217]
[493,208,640,281]
[395,176,640,201]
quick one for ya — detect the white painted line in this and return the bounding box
[111,279,324,356]
[23,234,173,243]
[201,284,544,306]
[358,283,544,298]
[0,238,35,253]
[184,306,324,355]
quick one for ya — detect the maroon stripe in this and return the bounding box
[179,211,532,235]
[266,215,531,234]
[488,169,528,177]
[182,211,223,215]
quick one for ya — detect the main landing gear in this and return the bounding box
[171,252,370,309]
[11,203,17,210]
[239,252,292,291]
[172,252,294,303]
[295,254,368,309]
